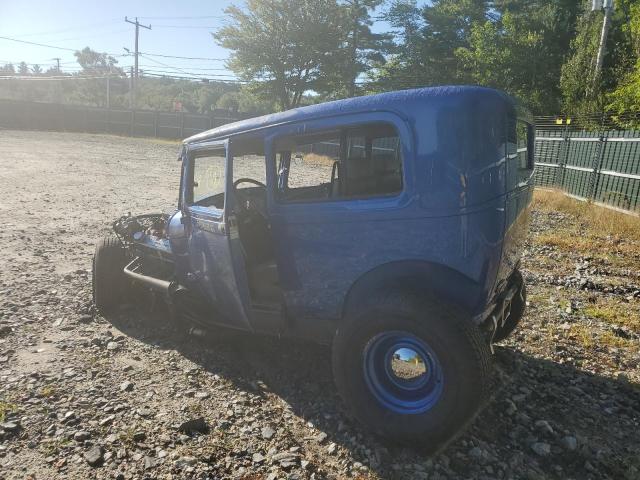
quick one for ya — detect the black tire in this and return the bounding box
[493,270,526,343]
[92,235,127,313]
[332,292,492,453]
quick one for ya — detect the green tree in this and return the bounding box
[1,63,15,75]
[215,0,346,110]
[333,0,392,97]
[606,2,640,119]
[74,47,123,76]
[371,0,490,91]
[457,2,581,113]
[31,64,43,76]
[561,0,637,115]
[18,62,29,76]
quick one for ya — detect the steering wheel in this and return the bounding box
[232,178,267,215]
[233,178,266,190]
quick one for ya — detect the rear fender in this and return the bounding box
[341,261,482,321]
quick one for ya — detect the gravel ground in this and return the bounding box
[1,129,639,480]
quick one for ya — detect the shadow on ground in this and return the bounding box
[106,305,640,480]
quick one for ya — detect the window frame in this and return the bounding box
[183,140,229,220]
[273,121,405,205]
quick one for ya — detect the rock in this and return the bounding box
[272,452,300,465]
[315,432,328,444]
[137,407,153,417]
[106,341,120,351]
[561,436,578,451]
[253,452,266,463]
[133,431,146,442]
[531,442,551,456]
[99,415,115,426]
[262,426,275,439]
[0,325,11,337]
[178,417,209,435]
[84,446,104,467]
[73,430,91,441]
[144,456,159,470]
[120,381,134,392]
[534,420,554,435]
[175,456,197,468]
[327,442,337,455]
[78,315,92,324]
[194,391,210,399]
[0,421,20,433]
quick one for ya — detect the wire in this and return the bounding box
[151,25,218,29]
[9,19,122,38]
[0,35,127,57]
[137,15,224,20]
[139,51,227,61]
[0,75,121,80]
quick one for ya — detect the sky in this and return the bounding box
[0,0,397,81]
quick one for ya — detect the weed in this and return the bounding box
[0,401,18,422]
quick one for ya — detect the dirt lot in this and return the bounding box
[1,129,639,480]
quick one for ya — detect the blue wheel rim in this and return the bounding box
[363,331,443,414]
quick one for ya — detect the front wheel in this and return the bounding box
[92,235,127,313]
[332,293,491,452]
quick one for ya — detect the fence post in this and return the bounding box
[180,112,185,138]
[130,110,135,137]
[589,115,609,202]
[154,111,159,138]
[557,122,571,188]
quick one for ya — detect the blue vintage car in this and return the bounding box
[93,86,534,451]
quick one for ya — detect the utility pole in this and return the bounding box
[52,57,61,73]
[593,0,614,92]
[125,16,151,82]
[129,66,135,109]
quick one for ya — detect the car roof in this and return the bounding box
[184,85,523,145]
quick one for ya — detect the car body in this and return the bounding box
[94,85,534,449]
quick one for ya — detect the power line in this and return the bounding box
[137,15,224,20]
[151,25,218,29]
[138,51,227,61]
[9,19,122,38]
[0,35,127,57]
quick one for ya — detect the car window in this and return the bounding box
[517,121,532,171]
[191,150,225,209]
[233,154,267,188]
[276,123,403,203]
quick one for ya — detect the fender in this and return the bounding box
[341,260,484,321]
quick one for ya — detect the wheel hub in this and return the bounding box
[363,331,443,414]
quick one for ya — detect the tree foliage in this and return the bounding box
[215,0,347,110]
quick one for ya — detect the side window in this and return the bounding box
[190,150,225,209]
[233,153,267,188]
[516,121,532,171]
[276,123,403,203]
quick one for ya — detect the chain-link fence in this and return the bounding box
[534,113,640,214]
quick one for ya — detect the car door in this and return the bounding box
[182,140,253,331]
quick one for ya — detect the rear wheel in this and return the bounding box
[493,270,526,342]
[332,293,491,452]
[92,235,127,313]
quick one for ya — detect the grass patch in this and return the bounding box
[533,189,640,241]
[583,301,640,331]
[39,385,57,398]
[0,401,18,422]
